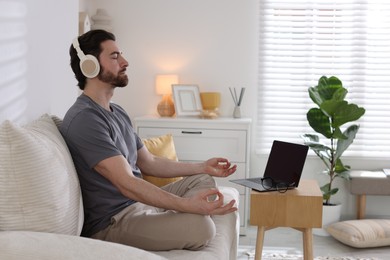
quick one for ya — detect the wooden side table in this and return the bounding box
[250,179,323,260]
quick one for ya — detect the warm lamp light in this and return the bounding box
[155,74,178,117]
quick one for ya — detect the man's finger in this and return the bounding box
[210,199,237,215]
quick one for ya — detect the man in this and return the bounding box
[60,29,237,251]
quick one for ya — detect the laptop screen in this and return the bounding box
[263,140,309,187]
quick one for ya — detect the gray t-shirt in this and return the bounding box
[60,94,144,237]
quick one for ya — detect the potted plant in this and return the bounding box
[301,76,365,234]
[301,76,365,204]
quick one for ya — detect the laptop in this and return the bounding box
[230,140,309,192]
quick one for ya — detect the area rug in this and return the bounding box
[261,254,380,260]
[237,246,382,260]
[238,249,380,260]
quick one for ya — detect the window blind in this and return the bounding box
[0,1,28,122]
[256,0,390,158]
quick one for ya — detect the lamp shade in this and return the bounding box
[155,74,178,95]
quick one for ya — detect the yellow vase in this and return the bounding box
[200,92,221,111]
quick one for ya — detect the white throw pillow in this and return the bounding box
[327,219,390,248]
[0,114,83,235]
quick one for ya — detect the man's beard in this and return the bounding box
[98,69,128,88]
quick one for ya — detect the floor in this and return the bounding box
[238,225,390,259]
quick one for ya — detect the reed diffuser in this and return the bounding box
[229,87,246,118]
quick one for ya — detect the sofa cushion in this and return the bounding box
[142,134,183,187]
[0,231,167,260]
[326,219,390,248]
[0,114,83,235]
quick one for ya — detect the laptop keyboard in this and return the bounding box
[250,178,263,184]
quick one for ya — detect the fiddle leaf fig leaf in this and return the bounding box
[317,76,344,100]
[309,76,347,108]
[333,103,365,127]
[334,159,349,173]
[320,100,347,118]
[321,183,339,203]
[335,124,360,158]
[332,87,348,101]
[332,127,347,140]
[301,133,320,143]
[309,87,324,107]
[337,171,351,180]
[307,108,332,138]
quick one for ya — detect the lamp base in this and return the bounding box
[157,95,175,117]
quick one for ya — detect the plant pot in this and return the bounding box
[313,203,342,236]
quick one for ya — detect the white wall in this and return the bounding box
[25,0,79,120]
[84,0,258,120]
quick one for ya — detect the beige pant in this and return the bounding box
[91,174,217,251]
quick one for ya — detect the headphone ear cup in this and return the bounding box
[79,54,100,78]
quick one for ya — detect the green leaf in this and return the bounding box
[334,159,349,173]
[335,125,360,159]
[336,170,351,180]
[333,103,366,127]
[301,133,320,143]
[308,87,323,107]
[332,127,346,140]
[321,183,330,192]
[305,144,330,156]
[332,87,348,101]
[320,100,347,118]
[317,76,344,101]
[307,108,332,138]
[309,76,345,107]
[321,183,339,202]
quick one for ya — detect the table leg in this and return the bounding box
[357,194,366,219]
[302,228,313,260]
[255,226,265,260]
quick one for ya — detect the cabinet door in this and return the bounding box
[138,127,247,162]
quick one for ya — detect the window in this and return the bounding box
[256,0,390,158]
[0,1,28,122]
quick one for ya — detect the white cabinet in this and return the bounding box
[134,115,251,234]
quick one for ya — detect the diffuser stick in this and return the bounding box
[238,88,246,106]
[229,87,238,105]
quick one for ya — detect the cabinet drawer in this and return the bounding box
[138,127,247,162]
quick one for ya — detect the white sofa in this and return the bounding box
[0,114,239,260]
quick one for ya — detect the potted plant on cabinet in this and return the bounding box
[301,76,365,235]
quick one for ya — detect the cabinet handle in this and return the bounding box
[181,131,202,135]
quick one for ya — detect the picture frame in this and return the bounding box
[172,84,202,116]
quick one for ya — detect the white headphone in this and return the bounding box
[72,37,100,78]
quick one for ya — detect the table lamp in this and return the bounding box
[155,74,178,117]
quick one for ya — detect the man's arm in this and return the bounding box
[94,154,237,215]
[136,146,237,179]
